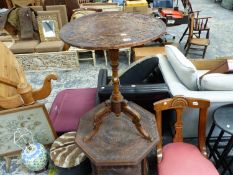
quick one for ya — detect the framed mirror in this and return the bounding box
[37,14,60,42]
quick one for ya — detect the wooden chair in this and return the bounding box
[0,41,57,109]
[154,96,219,175]
[185,13,210,58]
[179,0,211,44]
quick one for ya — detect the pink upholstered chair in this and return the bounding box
[49,88,96,133]
[153,96,219,175]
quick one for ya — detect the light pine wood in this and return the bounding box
[0,41,57,109]
[190,58,229,70]
[0,41,27,98]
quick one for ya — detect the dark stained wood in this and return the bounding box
[61,12,165,142]
[60,11,166,50]
[76,102,159,167]
[153,96,210,163]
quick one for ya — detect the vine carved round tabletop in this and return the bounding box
[60,11,166,50]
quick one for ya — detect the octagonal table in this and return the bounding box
[76,102,159,175]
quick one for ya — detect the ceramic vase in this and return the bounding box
[21,143,48,171]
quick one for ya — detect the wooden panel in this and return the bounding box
[0,42,27,97]
[190,59,229,70]
[133,46,165,61]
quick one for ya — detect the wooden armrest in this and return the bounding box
[32,73,57,100]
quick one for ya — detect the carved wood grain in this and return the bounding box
[32,73,57,101]
[153,96,210,161]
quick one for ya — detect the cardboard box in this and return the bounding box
[124,5,148,14]
[126,0,148,6]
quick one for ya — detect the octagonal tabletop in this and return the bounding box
[76,102,159,166]
[60,11,166,50]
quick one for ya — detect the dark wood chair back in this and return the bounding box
[187,13,194,41]
[153,96,210,162]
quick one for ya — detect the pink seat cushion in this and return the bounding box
[158,142,219,175]
[49,88,96,133]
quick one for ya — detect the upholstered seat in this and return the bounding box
[154,96,219,175]
[158,142,219,175]
[49,88,97,133]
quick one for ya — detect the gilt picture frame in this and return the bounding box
[37,14,60,42]
[0,103,57,156]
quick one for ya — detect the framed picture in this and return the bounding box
[37,13,60,42]
[0,103,57,156]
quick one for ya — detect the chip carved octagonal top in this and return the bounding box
[60,11,166,50]
[76,102,159,166]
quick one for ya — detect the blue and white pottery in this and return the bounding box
[21,143,48,171]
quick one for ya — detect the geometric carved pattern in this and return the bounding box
[171,96,188,108]
[76,102,159,166]
[60,11,166,50]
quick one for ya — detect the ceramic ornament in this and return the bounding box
[14,128,48,172]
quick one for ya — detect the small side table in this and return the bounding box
[206,104,233,175]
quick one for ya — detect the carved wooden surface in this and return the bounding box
[76,102,159,166]
[60,11,166,50]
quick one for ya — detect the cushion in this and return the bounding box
[165,45,198,90]
[35,41,64,53]
[200,73,233,90]
[10,40,39,53]
[119,56,159,84]
[158,142,219,175]
[49,88,96,133]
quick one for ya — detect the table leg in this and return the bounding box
[84,49,151,142]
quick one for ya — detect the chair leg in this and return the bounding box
[185,44,191,56]
[184,39,189,49]
[202,46,208,58]
[103,50,108,66]
[179,26,188,43]
[92,51,96,67]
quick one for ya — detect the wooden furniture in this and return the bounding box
[69,9,103,66]
[76,102,159,175]
[43,0,79,20]
[153,96,219,175]
[133,46,166,61]
[179,0,211,43]
[0,41,57,109]
[69,46,97,66]
[185,13,210,58]
[104,48,131,66]
[206,104,233,175]
[60,11,166,141]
